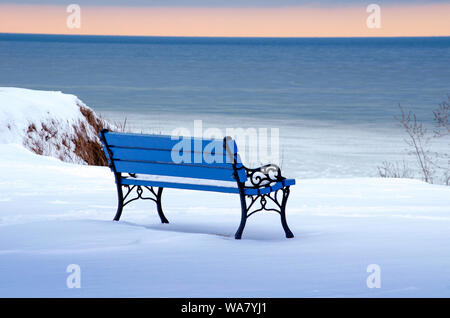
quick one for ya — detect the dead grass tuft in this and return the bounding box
[71,119,108,166]
[27,124,36,133]
[23,104,110,166]
[76,105,109,166]
[79,105,105,132]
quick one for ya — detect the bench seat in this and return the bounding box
[121,175,240,194]
[121,175,296,195]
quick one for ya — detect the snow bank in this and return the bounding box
[0,87,110,165]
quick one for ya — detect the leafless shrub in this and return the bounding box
[377,160,412,178]
[431,96,450,185]
[433,95,450,137]
[395,105,434,183]
[379,97,449,185]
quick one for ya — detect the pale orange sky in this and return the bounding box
[0,4,449,37]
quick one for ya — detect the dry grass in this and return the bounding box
[79,105,105,133]
[24,104,110,166]
[74,105,109,166]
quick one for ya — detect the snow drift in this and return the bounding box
[0,87,110,165]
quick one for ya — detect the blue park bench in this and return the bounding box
[99,129,295,239]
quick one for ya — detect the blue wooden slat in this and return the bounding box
[105,132,177,149]
[110,147,233,168]
[244,182,283,195]
[244,181,282,195]
[243,179,296,195]
[283,179,296,187]
[121,178,239,194]
[104,132,235,155]
[114,160,236,181]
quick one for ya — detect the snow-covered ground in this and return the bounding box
[1,143,449,297]
[0,87,108,165]
[0,88,449,297]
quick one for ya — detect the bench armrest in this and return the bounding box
[244,164,285,188]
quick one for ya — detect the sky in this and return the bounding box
[1,0,449,6]
[0,1,449,37]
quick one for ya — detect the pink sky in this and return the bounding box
[0,4,449,37]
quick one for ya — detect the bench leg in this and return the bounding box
[280,187,294,238]
[235,192,247,239]
[234,187,294,239]
[156,187,169,224]
[114,179,124,221]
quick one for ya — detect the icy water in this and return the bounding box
[1,34,449,178]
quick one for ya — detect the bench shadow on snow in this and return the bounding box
[118,219,298,242]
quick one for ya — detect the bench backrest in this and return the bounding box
[100,131,247,183]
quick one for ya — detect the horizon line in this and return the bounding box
[2,32,450,39]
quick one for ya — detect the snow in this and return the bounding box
[0,143,449,297]
[0,87,106,164]
[0,88,449,297]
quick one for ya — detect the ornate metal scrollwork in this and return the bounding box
[241,163,289,218]
[244,187,290,218]
[122,185,159,207]
[244,164,285,188]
